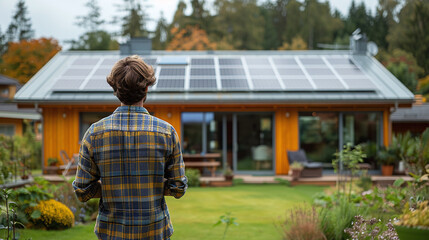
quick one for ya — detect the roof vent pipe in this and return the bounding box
[120,37,152,55]
[350,29,368,55]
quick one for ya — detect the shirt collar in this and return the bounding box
[114,106,150,114]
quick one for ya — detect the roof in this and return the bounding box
[391,104,429,122]
[14,50,415,105]
[0,103,40,120]
[0,74,21,89]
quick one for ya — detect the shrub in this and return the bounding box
[344,216,398,240]
[278,205,325,240]
[186,168,200,187]
[396,201,429,229]
[29,199,74,230]
[319,196,365,240]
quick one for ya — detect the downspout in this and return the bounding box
[34,103,44,174]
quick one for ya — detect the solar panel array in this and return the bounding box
[52,55,377,92]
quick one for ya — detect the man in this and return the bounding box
[73,55,187,240]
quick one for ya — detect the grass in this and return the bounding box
[8,184,325,240]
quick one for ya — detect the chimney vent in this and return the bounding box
[120,37,152,55]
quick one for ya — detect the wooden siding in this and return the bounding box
[40,104,393,174]
[0,118,23,135]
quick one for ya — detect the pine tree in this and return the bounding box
[152,12,168,50]
[117,0,150,38]
[7,0,34,42]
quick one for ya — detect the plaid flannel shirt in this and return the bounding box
[73,106,187,240]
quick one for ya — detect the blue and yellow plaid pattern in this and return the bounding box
[73,106,187,240]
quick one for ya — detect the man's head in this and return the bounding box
[107,55,156,105]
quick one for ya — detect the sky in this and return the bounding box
[0,0,378,47]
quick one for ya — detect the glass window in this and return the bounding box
[79,112,110,139]
[182,113,204,154]
[0,124,15,136]
[299,112,339,165]
[236,113,273,171]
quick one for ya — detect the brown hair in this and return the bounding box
[106,55,156,105]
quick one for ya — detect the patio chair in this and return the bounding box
[60,150,78,176]
[252,145,272,170]
[287,149,323,178]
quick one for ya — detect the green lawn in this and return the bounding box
[10,184,325,240]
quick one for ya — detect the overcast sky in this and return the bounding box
[0,0,378,47]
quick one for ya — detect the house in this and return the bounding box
[14,37,414,175]
[391,95,429,136]
[0,74,40,137]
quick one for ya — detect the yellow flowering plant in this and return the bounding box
[396,201,429,229]
[28,199,74,230]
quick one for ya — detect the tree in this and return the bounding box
[0,38,61,84]
[388,0,429,76]
[152,12,169,50]
[0,27,7,57]
[116,0,150,38]
[69,0,117,50]
[212,0,265,50]
[278,36,308,50]
[377,49,423,93]
[166,25,216,50]
[7,0,34,42]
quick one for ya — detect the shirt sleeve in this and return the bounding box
[72,125,101,202]
[164,128,188,199]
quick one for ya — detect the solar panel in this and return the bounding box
[190,68,216,76]
[101,58,120,66]
[159,68,186,76]
[156,78,185,89]
[312,78,345,90]
[84,79,111,90]
[282,78,314,90]
[299,57,325,65]
[189,78,217,89]
[220,68,246,76]
[52,79,84,90]
[221,79,249,89]
[62,68,92,77]
[326,58,354,65]
[158,56,187,65]
[306,68,335,76]
[71,58,99,66]
[191,58,215,65]
[143,58,157,65]
[277,68,305,76]
[246,58,270,65]
[273,58,298,66]
[252,78,281,89]
[343,78,376,89]
[219,58,242,66]
[93,67,111,76]
[335,67,365,76]
[248,68,275,76]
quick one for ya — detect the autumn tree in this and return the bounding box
[278,36,308,50]
[0,38,61,84]
[7,0,34,42]
[166,26,216,51]
[69,0,117,50]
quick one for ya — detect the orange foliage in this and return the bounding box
[166,26,216,51]
[0,38,61,84]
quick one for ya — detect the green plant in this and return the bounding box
[223,167,233,177]
[377,146,397,166]
[214,212,238,240]
[319,196,366,240]
[356,170,372,191]
[344,216,399,240]
[28,199,74,230]
[332,143,366,199]
[290,161,303,170]
[275,178,291,187]
[278,205,325,240]
[0,188,25,240]
[47,158,59,166]
[185,168,200,187]
[396,201,429,229]
[396,129,429,176]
